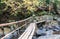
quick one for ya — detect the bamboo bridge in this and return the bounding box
[0,15,60,39]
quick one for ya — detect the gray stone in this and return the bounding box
[38,35,60,39]
[36,29,46,35]
[57,18,60,21]
[42,15,53,21]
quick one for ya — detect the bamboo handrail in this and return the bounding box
[1,23,28,39]
[0,17,33,26]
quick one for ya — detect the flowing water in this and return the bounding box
[33,20,60,39]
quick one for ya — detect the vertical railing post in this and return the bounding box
[16,30,19,38]
[19,29,21,36]
[2,27,5,36]
[18,29,20,38]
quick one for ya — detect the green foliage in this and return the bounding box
[46,0,50,4]
[0,3,6,10]
[35,11,48,16]
[0,0,1,3]
[0,0,60,23]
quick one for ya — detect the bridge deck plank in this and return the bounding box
[18,23,36,39]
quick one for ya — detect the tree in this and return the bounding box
[46,0,50,4]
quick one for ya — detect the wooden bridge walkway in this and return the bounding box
[0,16,60,39]
[0,16,45,39]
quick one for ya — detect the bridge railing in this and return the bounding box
[1,23,36,39]
[0,16,33,38]
[1,24,28,39]
[0,16,33,27]
[1,16,46,39]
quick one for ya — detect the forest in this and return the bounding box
[0,0,60,23]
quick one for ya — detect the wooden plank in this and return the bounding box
[18,23,36,39]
